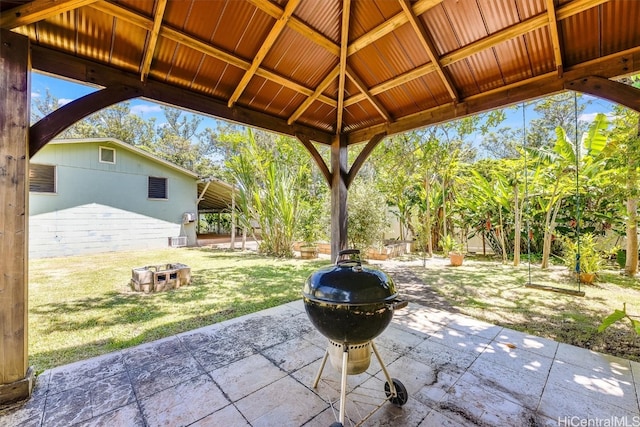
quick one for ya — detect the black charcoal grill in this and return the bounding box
[303,249,409,427]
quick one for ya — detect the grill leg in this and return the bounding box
[312,349,329,388]
[339,344,349,425]
[371,340,396,397]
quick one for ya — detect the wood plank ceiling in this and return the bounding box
[2,0,640,145]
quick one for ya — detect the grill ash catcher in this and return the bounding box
[303,249,409,426]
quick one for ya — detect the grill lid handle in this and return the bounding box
[336,249,362,266]
[390,300,408,310]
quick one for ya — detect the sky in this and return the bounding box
[31,71,616,143]
[31,72,222,132]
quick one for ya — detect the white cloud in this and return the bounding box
[579,112,614,122]
[58,98,73,106]
[131,104,163,116]
[31,92,40,98]
[579,112,598,122]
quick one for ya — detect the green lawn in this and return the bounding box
[408,255,640,362]
[28,248,326,374]
[28,248,640,375]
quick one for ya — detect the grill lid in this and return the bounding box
[302,249,397,304]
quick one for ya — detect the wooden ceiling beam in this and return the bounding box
[346,66,391,122]
[556,0,609,20]
[89,1,336,108]
[30,45,334,145]
[544,0,564,76]
[21,0,609,132]
[249,0,443,60]
[398,0,458,101]
[296,133,331,185]
[440,14,547,67]
[227,0,302,108]
[565,76,640,112]
[288,66,339,125]
[0,0,98,29]
[347,46,640,144]
[139,0,167,82]
[346,132,386,188]
[344,62,438,107]
[441,0,608,68]
[247,0,340,56]
[336,0,351,134]
[162,26,335,107]
[196,181,211,204]
[347,0,607,108]
[90,1,153,29]
[30,84,142,155]
[348,0,443,56]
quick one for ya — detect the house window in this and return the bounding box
[29,164,56,193]
[99,146,116,164]
[148,176,167,199]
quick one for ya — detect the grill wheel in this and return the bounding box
[385,378,409,406]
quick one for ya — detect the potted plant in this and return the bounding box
[562,233,603,284]
[441,234,464,266]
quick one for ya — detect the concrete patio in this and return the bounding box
[2,293,640,427]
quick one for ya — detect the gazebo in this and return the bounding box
[1,0,640,404]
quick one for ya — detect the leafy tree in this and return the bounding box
[605,98,640,275]
[527,93,590,149]
[31,88,61,124]
[479,127,522,159]
[346,178,389,253]
[149,106,221,177]
[371,133,419,242]
[73,103,158,147]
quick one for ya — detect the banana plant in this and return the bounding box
[529,113,609,269]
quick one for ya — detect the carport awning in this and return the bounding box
[197,179,234,212]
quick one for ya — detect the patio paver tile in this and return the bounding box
[419,408,480,426]
[90,371,137,416]
[138,373,229,427]
[476,340,554,375]
[261,335,326,372]
[47,352,126,395]
[556,342,632,374]
[491,328,559,359]
[209,353,287,402]
[82,402,145,426]
[2,301,640,427]
[42,386,93,427]
[444,315,504,340]
[427,325,493,354]
[233,375,327,427]
[409,334,481,371]
[126,352,205,399]
[464,357,547,410]
[440,376,538,426]
[538,378,640,422]
[545,358,638,413]
[188,404,250,427]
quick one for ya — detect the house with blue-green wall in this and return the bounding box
[29,138,208,258]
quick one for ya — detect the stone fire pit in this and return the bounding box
[131,263,191,293]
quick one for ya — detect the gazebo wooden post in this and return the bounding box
[330,134,348,261]
[0,29,35,404]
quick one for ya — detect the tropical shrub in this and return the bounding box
[347,179,389,252]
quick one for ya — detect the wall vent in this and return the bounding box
[169,236,187,247]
